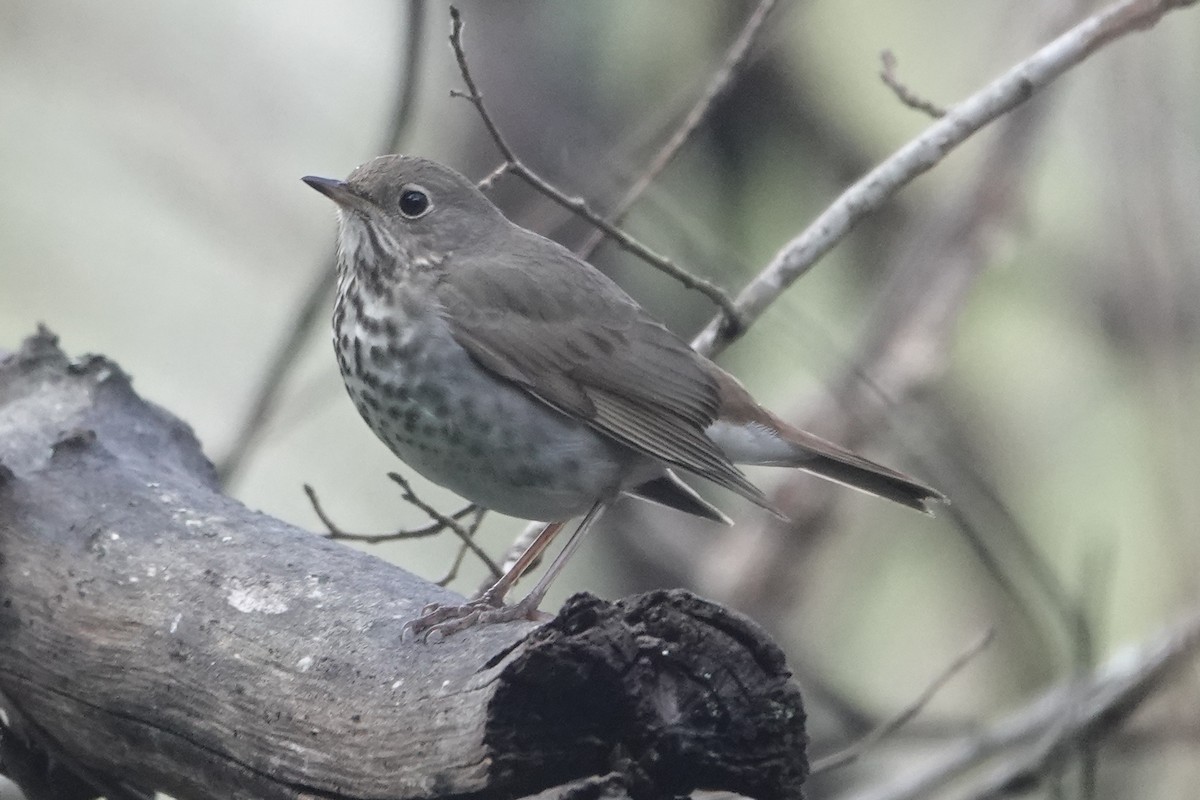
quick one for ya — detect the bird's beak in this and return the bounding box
[302,175,369,211]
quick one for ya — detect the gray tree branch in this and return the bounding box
[842,605,1200,800]
[691,0,1198,359]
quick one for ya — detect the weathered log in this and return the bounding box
[0,329,807,799]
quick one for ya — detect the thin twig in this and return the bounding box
[879,50,946,118]
[447,6,743,327]
[435,507,487,586]
[216,0,429,486]
[576,0,778,260]
[691,0,1199,359]
[386,473,501,577]
[812,629,995,776]
[304,481,480,543]
[435,543,471,588]
[475,161,511,191]
[306,478,499,580]
[689,84,1055,632]
[843,606,1200,800]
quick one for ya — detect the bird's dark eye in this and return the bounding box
[398,187,431,218]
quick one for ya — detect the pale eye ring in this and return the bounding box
[398,185,432,218]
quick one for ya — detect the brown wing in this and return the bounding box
[437,226,769,510]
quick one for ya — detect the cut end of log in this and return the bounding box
[487,590,808,800]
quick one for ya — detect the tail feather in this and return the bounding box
[705,417,945,514]
[706,364,945,514]
[775,429,944,514]
[626,470,734,524]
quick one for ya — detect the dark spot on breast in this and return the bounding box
[415,385,448,417]
[365,316,387,336]
[402,409,420,432]
[363,268,387,298]
[383,318,400,339]
[382,383,411,402]
[387,340,417,360]
[511,465,549,487]
[369,344,386,366]
[352,338,364,374]
[422,422,439,438]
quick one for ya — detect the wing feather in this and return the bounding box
[437,226,770,510]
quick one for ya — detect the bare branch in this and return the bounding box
[879,49,946,118]
[690,72,1054,629]
[435,507,487,586]
[447,6,744,326]
[812,629,995,776]
[843,607,1200,800]
[303,482,481,545]
[386,473,500,577]
[305,472,500,584]
[576,0,778,260]
[475,160,511,192]
[691,0,1199,358]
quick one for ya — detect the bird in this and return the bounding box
[302,155,943,636]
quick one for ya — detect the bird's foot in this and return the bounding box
[403,591,552,642]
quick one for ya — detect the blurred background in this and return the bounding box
[2,1,1198,798]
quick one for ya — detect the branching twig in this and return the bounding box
[435,507,487,586]
[691,0,1199,359]
[576,0,778,260]
[305,476,499,580]
[386,473,500,578]
[879,50,946,118]
[216,0,429,486]
[685,0,1195,649]
[689,77,1054,630]
[475,161,510,192]
[812,629,995,776]
[844,607,1200,800]
[303,482,477,543]
[447,6,744,327]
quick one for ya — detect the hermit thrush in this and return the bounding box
[304,155,943,635]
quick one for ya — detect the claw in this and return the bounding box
[403,593,551,642]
